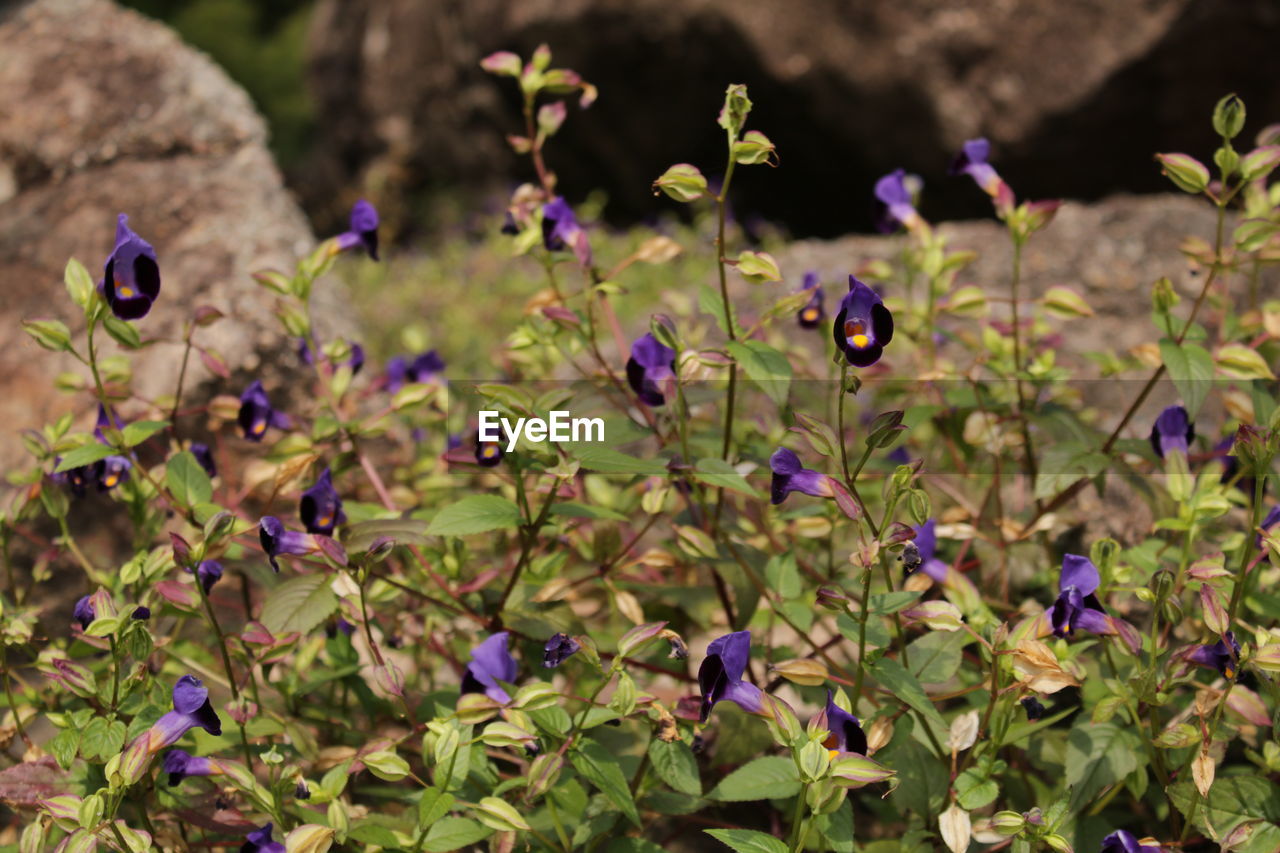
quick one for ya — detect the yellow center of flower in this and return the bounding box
[1225,665,1235,679]
[252,418,267,436]
[102,473,119,488]
[316,514,333,529]
[844,320,869,348]
[801,308,819,323]
[115,278,135,298]
[482,446,497,458]
[828,748,841,761]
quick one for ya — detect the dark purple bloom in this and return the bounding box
[626,333,676,407]
[238,381,291,442]
[73,595,95,630]
[1047,555,1110,639]
[1100,830,1156,853]
[461,632,518,703]
[386,350,446,392]
[1021,696,1046,720]
[259,516,311,573]
[833,276,893,367]
[51,460,94,497]
[1188,631,1241,679]
[821,691,867,756]
[192,560,223,594]
[543,633,581,668]
[475,439,504,467]
[131,606,151,620]
[190,443,217,479]
[541,197,592,267]
[241,822,286,853]
[873,169,922,233]
[797,271,825,329]
[299,468,346,535]
[100,214,160,320]
[1149,405,1194,458]
[697,630,763,722]
[333,200,380,261]
[146,675,222,753]
[909,519,949,583]
[769,447,834,505]
[96,455,132,491]
[295,780,311,800]
[949,138,1002,197]
[162,748,221,786]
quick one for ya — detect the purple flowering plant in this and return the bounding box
[7,46,1280,853]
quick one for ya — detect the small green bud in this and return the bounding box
[717,83,752,139]
[653,163,707,203]
[1155,153,1210,194]
[1213,93,1246,140]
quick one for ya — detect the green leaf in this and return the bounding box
[54,442,114,473]
[647,739,701,796]
[427,495,521,536]
[1159,340,1214,419]
[347,824,401,847]
[707,756,800,802]
[725,340,792,408]
[870,658,947,734]
[692,458,761,497]
[607,840,669,853]
[705,828,789,853]
[1064,720,1142,810]
[882,727,948,817]
[570,739,642,827]
[120,420,169,448]
[734,250,782,284]
[165,451,213,508]
[79,717,126,761]
[418,788,455,828]
[260,574,338,635]
[102,315,142,349]
[572,447,667,476]
[23,319,72,352]
[64,258,94,307]
[343,518,429,553]
[424,818,493,852]
[954,767,999,810]
[1168,776,1280,837]
[868,591,922,615]
[1216,344,1276,380]
[49,728,81,770]
[908,631,967,684]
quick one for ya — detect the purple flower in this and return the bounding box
[1149,405,1194,458]
[797,271,825,329]
[258,516,311,573]
[873,169,923,233]
[299,468,346,535]
[697,630,763,722]
[300,338,365,375]
[162,748,223,786]
[462,632,519,703]
[909,519,949,583]
[475,438,504,467]
[333,200,380,260]
[541,197,592,267]
[1021,696,1046,720]
[626,333,676,407]
[833,276,893,367]
[131,606,150,620]
[73,595,95,630]
[1047,555,1110,639]
[190,443,217,479]
[241,822,286,853]
[820,691,867,756]
[386,350,446,392]
[1187,631,1241,679]
[1100,830,1158,853]
[96,455,132,491]
[295,780,311,800]
[950,138,1003,197]
[769,448,834,505]
[146,675,222,753]
[100,214,160,320]
[237,381,291,442]
[543,633,581,668]
[55,405,132,492]
[191,560,223,594]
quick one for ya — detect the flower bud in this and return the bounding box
[992,811,1025,835]
[1213,93,1246,140]
[816,586,850,611]
[653,164,707,203]
[1156,153,1211,194]
[1042,834,1074,853]
[769,658,829,687]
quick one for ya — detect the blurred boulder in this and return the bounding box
[304,0,1280,238]
[0,0,351,471]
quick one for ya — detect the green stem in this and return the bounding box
[788,783,811,853]
[852,561,873,704]
[196,577,253,768]
[714,153,740,525]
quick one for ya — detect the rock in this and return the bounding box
[303,0,1280,237]
[0,0,352,472]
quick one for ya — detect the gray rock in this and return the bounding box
[303,0,1280,236]
[0,0,351,471]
